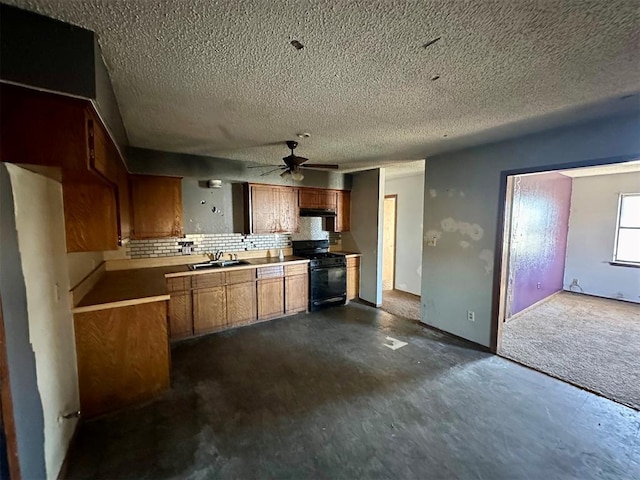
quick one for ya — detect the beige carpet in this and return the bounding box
[500,291,640,410]
[381,289,421,322]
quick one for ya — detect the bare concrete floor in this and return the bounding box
[66,303,640,479]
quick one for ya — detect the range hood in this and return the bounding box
[299,208,337,217]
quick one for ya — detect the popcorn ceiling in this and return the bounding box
[8,0,640,170]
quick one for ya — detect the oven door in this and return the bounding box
[309,266,347,310]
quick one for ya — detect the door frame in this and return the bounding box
[489,153,640,353]
[383,194,398,291]
[0,295,21,479]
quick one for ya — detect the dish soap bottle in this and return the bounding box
[278,249,284,261]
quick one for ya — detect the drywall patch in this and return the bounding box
[439,217,484,241]
[459,240,471,249]
[479,249,494,275]
[429,189,437,198]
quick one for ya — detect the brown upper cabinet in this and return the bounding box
[245,183,299,234]
[1,83,130,251]
[326,190,351,232]
[130,175,183,239]
[299,188,337,209]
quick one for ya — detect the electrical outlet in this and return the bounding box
[571,278,579,286]
[536,282,541,290]
[467,310,475,322]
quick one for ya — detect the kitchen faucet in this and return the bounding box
[206,250,224,261]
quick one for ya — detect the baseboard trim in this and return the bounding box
[418,322,492,353]
[506,290,562,322]
[357,298,382,308]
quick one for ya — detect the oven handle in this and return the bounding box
[309,265,347,273]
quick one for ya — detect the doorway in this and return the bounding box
[382,195,397,291]
[496,162,640,410]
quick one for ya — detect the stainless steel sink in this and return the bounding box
[188,259,251,271]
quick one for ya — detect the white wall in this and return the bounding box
[384,172,425,295]
[422,113,640,348]
[7,164,80,479]
[564,172,640,302]
[342,169,385,305]
[67,251,103,288]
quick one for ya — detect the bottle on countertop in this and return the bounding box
[278,249,284,261]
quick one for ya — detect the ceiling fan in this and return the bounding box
[249,141,339,181]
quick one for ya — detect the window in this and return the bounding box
[614,193,640,264]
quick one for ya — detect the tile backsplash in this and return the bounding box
[127,231,341,259]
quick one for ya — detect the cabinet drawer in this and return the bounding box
[192,272,225,289]
[226,269,256,285]
[346,256,360,268]
[167,276,191,293]
[285,264,308,276]
[257,265,285,279]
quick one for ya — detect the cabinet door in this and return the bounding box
[299,188,320,208]
[249,185,278,234]
[227,282,257,327]
[277,187,299,233]
[257,278,284,320]
[347,266,360,301]
[63,180,119,252]
[193,286,227,334]
[168,292,193,340]
[285,273,308,314]
[130,175,183,239]
[327,190,351,232]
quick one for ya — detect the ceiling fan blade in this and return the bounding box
[247,164,283,168]
[260,167,287,176]
[300,164,340,170]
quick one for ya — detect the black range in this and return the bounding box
[292,240,347,312]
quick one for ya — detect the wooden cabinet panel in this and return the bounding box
[285,264,308,276]
[248,184,277,234]
[285,273,309,314]
[246,184,299,234]
[257,278,284,320]
[0,83,87,170]
[227,282,257,327]
[192,272,225,289]
[193,286,227,334]
[63,180,119,252]
[299,188,337,209]
[327,190,351,232]
[168,292,193,340]
[277,187,299,233]
[130,175,183,239]
[88,114,119,184]
[167,276,191,293]
[257,265,285,279]
[226,269,255,285]
[74,301,169,418]
[347,265,360,301]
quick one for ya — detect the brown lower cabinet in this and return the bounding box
[346,256,360,301]
[257,278,285,320]
[193,286,227,334]
[74,301,170,418]
[167,263,309,341]
[227,281,257,327]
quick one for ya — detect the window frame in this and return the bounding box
[613,192,640,265]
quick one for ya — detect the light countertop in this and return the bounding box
[73,256,310,313]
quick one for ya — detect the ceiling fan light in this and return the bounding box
[291,170,304,181]
[280,170,292,178]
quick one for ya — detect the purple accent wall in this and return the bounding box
[509,172,572,316]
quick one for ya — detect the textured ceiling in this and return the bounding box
[5,0,640,169]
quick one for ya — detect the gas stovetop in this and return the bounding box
[292,240,347,268]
